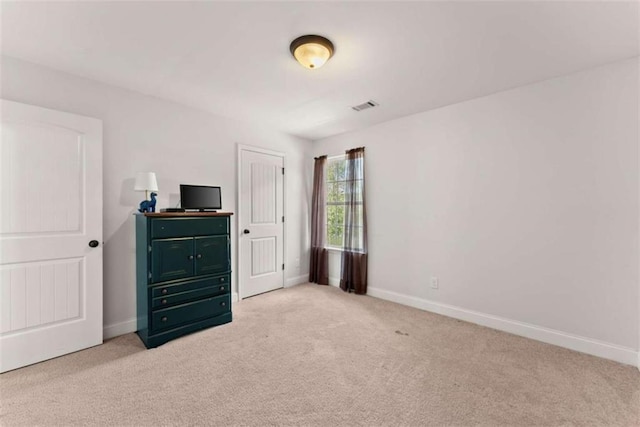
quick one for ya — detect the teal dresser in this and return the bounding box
[136,212,233,348]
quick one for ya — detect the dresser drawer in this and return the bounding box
[152,283,230,309]
[152,294,231,331]
[152,217,228,239]
[152,275,230,298]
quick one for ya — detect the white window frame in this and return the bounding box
[324,154,365,252]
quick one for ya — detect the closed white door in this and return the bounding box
[239,147,284,299]
[0,100,103,373]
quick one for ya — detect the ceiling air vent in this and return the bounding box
[351,100,379,112]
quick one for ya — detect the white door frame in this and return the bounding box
[236,144,286,300]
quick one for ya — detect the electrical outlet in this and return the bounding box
[430,276,439,289]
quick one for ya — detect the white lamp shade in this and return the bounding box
[134,172,158,192]
[292,42,332,69]
[290,35,334,70]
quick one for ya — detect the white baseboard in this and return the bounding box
[103,318,137,340]
[232,292,239,303]
[285,274,309,288]
[367,286,638,367]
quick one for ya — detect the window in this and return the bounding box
[325,156,364,251]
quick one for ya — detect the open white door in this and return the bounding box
[0,100,103,373]
[238,146,284,299]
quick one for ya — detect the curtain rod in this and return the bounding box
[315,146,365,160]
[346,146,365,153]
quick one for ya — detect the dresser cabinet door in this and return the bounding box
[152,238,194,283]
[195,236,230,276]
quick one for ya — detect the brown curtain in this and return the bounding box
[340,147,368,294]
[309,155,329,285]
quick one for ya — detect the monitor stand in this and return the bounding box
[198,209,218,212]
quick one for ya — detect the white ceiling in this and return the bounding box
[1,1,638,141]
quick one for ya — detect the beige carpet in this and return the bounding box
[1,283,638,426]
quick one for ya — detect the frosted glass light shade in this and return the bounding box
[134,172,158,192]
[290,35,334,69]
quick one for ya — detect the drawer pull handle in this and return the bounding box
[161,289,168,295]
[220,286,225,291]
[196,254,202,259]
[188,255,194,260]
[161,299,167,304]
[161,316,168,322]
[220,277,225,282]
[221,302,226,307]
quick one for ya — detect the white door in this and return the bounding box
[0,100,103,373]
[239,147,284,299]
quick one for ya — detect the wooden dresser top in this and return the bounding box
[143,212,233,217]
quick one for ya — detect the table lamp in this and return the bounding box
[135,172,158,210]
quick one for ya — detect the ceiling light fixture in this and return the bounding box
[290,35,334,70]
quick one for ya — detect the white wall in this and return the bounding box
[313,58,639,364]
[1,56,312,337]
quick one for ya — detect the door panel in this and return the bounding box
[152,238,194,283]
[195,236,230,276]
[0,259,82,334]
[0,121,82,235]
[251,162,277,224]
[239,148,284,298]
[0,100,103,373]
[250,237,277,276]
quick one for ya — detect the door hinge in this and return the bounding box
[282,216,285,223]
[148,245,152,252]
[282,167,285,175]
[282,263,285,270]
[148,272,152,279]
